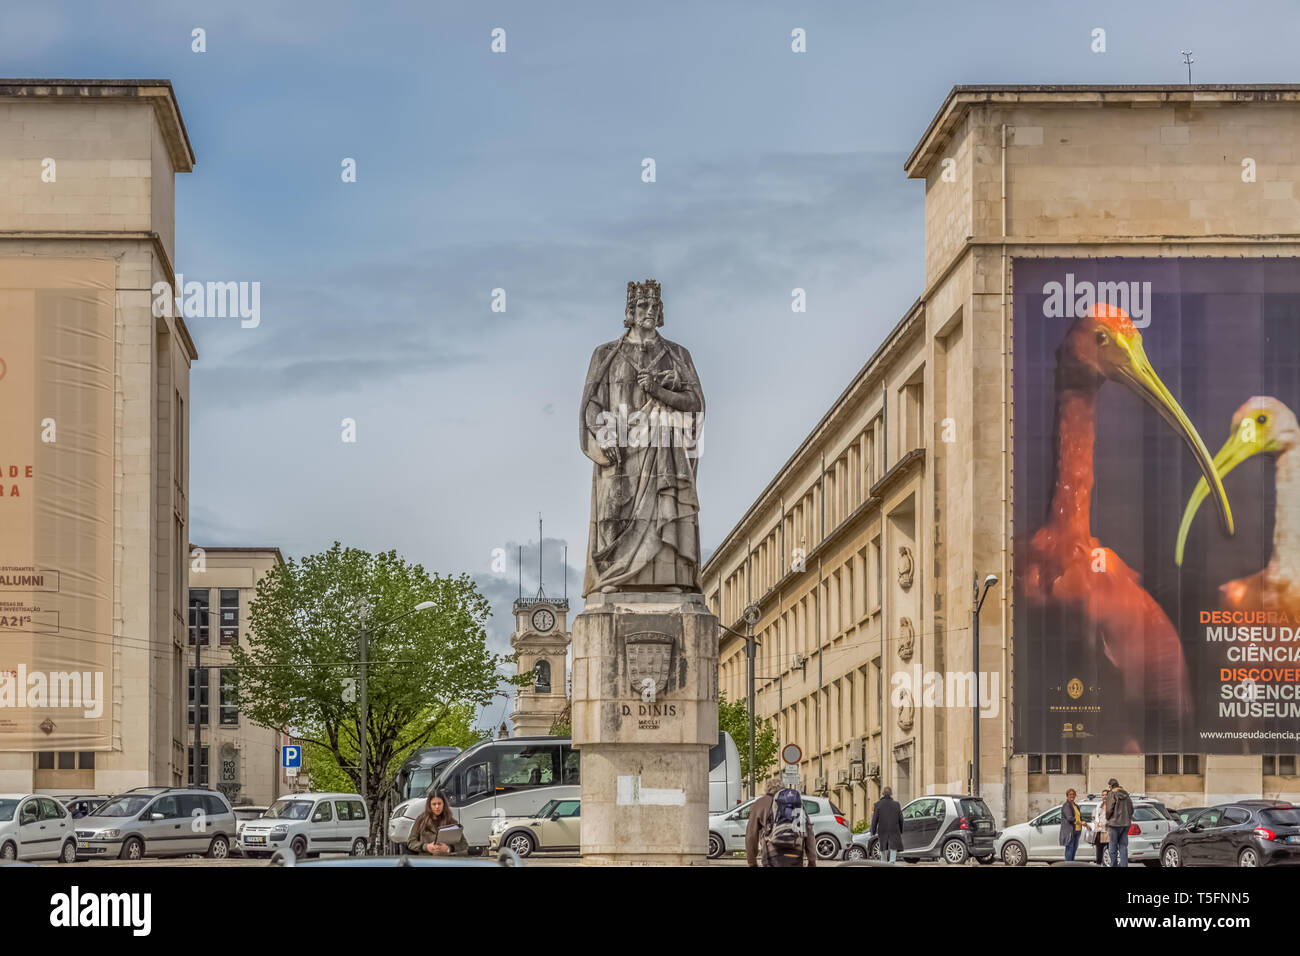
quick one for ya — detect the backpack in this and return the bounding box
[765,788,808,854]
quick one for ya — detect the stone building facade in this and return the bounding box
[188,547,286,806]
[0,80,196,795]
[706,85,1300,827]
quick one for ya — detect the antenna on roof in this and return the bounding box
[563,545,568,602]
[536,513,547,601]
[518,545,522,601]
[1180,50,1194,84]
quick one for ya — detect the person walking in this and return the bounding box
[1104,778,1134,867]
[405,790,468,857]
[869,787,904,863]
[746,778,817,867]
[745,779,781,867]
[1091,793,1110,865]
[1059,788,1083,861]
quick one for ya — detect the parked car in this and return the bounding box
[707,793,851,860]
[238,792,368,860]
[995,796,1174,866]
[861,795,997,864]
[1160,802,1300,867]
[57,795,112,819]
[75,787,236,860]
[487,798,581,857]
[231,805,270,857]
[0,794,77,863]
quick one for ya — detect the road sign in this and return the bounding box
[781,743,801,765]
[282,745,301,769]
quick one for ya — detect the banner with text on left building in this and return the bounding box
[0,259,115,750]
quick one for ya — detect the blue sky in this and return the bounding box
[7,0,1298,721]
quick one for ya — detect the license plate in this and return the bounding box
[245,836,265,844]
[77,841,90,849]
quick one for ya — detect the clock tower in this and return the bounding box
[509,594,572,736]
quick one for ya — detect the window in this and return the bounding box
[1133,807,1166,822]
[1197,808,1225,829]
[1144,754,1160,776]
[348,800,365,821]
[312,801,333,822]
[203,795,227,817]
[39,798,65,820]
[151,796,183,819]
[57,752,75,770]
[460,761,491,802]
[187,747,209,787]
[533,659,551,694]
[19,800,39,825]
[219,669,238,725]
[1182,754,1200,775]
[496,744,559,792]
[189,668,209,725]
[188,589,209,645]
[219,589,239,644]
[1161,754,1179,775]
[336,801,355,821]
[1038,807,1063,826]
[1280,755,1297,776]
[1065,754,1083,775]
[178,794,207,820]
[552,800,580,818]
[1027,754,1042,774]
[561,745,580,785]
[1224,807,1251,826]
[1045,754,1062,774]
[79,752,95,770]
[1264,755,1275,775]
[36,752,54,770]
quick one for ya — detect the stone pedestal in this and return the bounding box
[571,591,718,865]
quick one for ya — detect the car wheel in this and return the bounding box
[942,838,969,864]
[0,841,16,861]
[207,835,229,859]
[59,840,77,864]
[815,834,840,860]
[1238,847,1259,867]
[506,832,536,858]
[868,840,882,861]
[119,837,144,861]
[846,844,868,861]
[291,836,308,861]
[1162,845,1182,867]
[975,854,995,865]
[707,832,725,860]
[350,838,367,856]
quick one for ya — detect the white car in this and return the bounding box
[0,793,77,863]
[994,797,1175,866]
[707,793,851,861]
[238,793,369,860]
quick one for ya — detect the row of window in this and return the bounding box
[1027,754,1300,777]
[188,588,240,645]
[35,751,96,771]
[188,668,238,725]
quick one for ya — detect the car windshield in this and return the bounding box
[265,799,313,820]
[0,799,17,821]
[960,798,993,820]
[1261,808,1300,827]
[234,809,263,819]
[91,795,151,817]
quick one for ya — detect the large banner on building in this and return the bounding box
[1014,257,1300,755]
[0,259,115,750]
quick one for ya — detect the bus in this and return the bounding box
[398,733,741,851]
[393,746,462,804]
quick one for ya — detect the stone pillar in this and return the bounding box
[571,591,718,865]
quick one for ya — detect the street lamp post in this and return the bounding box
[971,573,998,797]
[355,599,435,848]
[722,603,763,800]
[191,598,204,789]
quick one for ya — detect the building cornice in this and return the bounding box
[906,84,1300,179]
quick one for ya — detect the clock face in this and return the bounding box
[531,608,555,632]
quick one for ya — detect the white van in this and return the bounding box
[238,792,368,860]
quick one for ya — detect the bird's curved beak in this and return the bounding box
[1109,333,1234,552]
[1175,421,1273,565]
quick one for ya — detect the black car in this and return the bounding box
[1173,806,1207,827]
[868,795,998,864]
[1160,802,1300,867]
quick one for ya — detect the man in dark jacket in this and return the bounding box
[745,779,817,867]
[869,787,904,862]
[1104,778,1135,867]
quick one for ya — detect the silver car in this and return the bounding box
[75,787,236,861]
[707,793,851,861]
[0,794,77,863]
[994,797,1174,866]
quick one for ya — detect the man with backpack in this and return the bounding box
[1104,777,1135,867]
[745,778,817,867]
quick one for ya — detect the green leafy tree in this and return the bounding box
[718,693,779,790]
[230,543,521,845]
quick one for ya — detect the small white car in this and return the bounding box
[488,798,582,857]
[0,793,78,863]
[238,793,368,860]
[707,793,851,860]
[994,797,1175,866]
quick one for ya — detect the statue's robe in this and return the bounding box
[579,332,704,596]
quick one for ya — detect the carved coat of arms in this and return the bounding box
[624,631,675,699]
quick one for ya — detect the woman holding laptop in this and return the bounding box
[406,790,469,856]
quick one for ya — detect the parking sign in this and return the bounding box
[282,745,301,774]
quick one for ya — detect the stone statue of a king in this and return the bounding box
[579,280,704,596]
